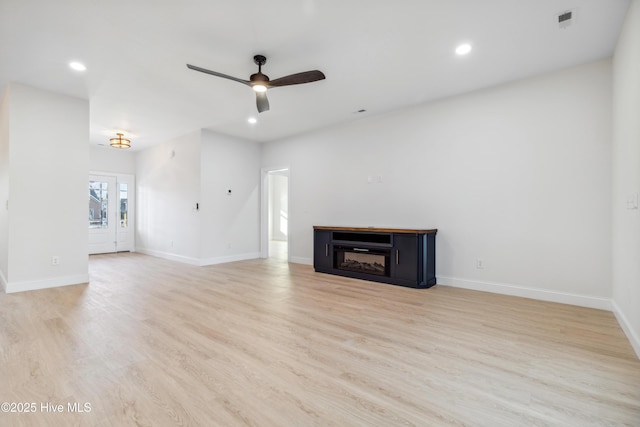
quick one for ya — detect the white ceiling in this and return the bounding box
[0,0,630,151]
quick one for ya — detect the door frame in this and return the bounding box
[260,166,290,260]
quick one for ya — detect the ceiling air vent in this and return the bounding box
[558,9,575,29]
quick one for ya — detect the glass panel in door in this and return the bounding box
[115,176,134,252]
[119,183,128,228]
[89,181,109,229]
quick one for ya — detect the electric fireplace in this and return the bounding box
[334,245,390,276]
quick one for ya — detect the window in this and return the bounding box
[120,183,128,228]
[89,181,109,229]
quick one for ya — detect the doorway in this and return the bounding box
[89,173,135,254]
[261,168,289,260]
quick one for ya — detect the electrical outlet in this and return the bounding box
[476,258,484,269]
[51,256,60,266]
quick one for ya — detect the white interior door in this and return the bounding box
[89,173,135,254]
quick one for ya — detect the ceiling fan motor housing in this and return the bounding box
[250,72,269,83]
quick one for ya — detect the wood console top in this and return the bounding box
[313,226,437,234]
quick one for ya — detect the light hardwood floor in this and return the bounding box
[1,252,639,426]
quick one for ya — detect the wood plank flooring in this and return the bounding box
[1,252,639,426]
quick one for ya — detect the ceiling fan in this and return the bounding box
[187,55,326,113]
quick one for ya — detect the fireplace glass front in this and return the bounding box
[334,246,390,277]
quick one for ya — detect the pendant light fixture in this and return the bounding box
[110,132,131,149]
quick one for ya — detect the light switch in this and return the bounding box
[627,193,638,210]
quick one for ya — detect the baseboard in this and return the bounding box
[136,248,202,266]
[290,256,312,265]
[5,273,90,294]
[137,248,261,267]
[437,276,612,311]
[612,300,640,359]
[199,252,261,266]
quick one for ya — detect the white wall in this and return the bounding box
[136,131,202,263]
[136,129,261,265]
[612,0,640,357]
[199,130,261,263]
[3,83,89,292]
[262,60,612,309]
[90,145,136,175]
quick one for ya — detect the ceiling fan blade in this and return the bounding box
[186,64,251,86]
[267,70,326,88]
[256,92,270,113]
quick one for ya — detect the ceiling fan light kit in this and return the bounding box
[187,54,326,113]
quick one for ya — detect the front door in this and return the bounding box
[89,174,134,254]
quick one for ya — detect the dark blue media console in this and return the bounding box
[313,226,437,289]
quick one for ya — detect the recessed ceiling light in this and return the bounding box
[248,117,257,124]
[455,44,472,56]
[69,61,87,71]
